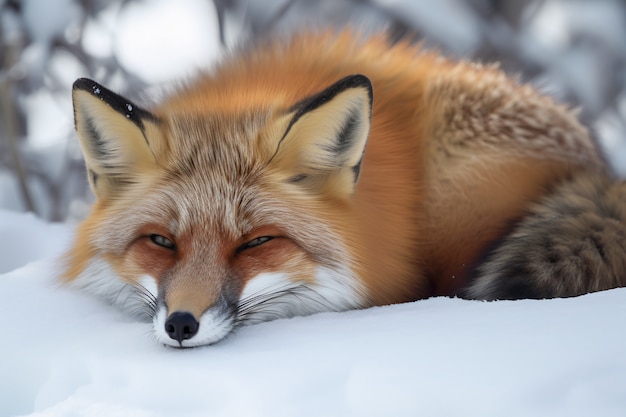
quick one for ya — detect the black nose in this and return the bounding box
[165,312,199,343]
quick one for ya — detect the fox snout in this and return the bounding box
[163,312,198,343]
[154,303,236,348]
[152,276,240,348]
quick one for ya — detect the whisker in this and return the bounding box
[237,286,298,315]
[235,283,331,325]
[238,292,288,313]
[104,281,158,320]
[238,281,299,308]
[134,282,158,316]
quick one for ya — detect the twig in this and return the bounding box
[1,43,36,213]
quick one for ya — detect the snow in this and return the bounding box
[114,0,222,83]
[374,0,482,55]
[600,93,626,176]
[0,209,70,274]
[0,172,25,213]
[81,3,121,59]
[1,210,625,417]
[528,0,626,54]
[20,89,73,150]
[21,0,79,44]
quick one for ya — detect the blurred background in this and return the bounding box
[1,0,626,222]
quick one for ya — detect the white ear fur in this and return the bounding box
[72,78,163,200]
[271,74,373,195]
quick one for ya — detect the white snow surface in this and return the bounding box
[1,209,626,417]
[114,0,222,83]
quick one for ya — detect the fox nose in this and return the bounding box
[165,312,199,343]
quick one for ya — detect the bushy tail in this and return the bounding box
[465,171,626,300]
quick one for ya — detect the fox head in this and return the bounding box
[64,75,373,347]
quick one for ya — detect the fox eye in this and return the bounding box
[150,234,176,250]
[236,236,274,254]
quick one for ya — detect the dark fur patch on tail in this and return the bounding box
[464,172,626,300]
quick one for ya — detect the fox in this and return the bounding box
[62,30,626,348]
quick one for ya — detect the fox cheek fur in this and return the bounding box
[62,31,624,348]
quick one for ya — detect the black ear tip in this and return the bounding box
[348,74,371,86]
[344,74,373,103]
[73,78,103,95]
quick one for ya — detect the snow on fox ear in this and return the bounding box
[72,78,165,200]
[271,74,373,196]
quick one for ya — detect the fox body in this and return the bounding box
[63,31,622,348]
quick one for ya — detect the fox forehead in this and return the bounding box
[162,109,272,175]
[155,110,276,230]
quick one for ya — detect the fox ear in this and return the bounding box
[271,74,373,196]
[72,78,166,201]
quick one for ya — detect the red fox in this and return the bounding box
[63,30,625,348]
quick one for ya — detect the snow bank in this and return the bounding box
[0,210,71,274]
[1,211,625,417]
